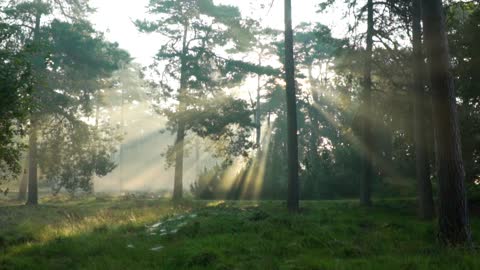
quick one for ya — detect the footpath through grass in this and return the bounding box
[1,196,480,270]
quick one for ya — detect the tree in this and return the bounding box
[318,0,414,206]
[421,0,472,245]
[359,0,374,206]
[411,0,434,220]
[284,0,300,212]
[247,25,280,148]
[38,117,119,196]
[0,13,30,185]
[3,0,129,204]
[137,0,260,201]
[447,3,480,192]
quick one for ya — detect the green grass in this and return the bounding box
[1,196,480,270]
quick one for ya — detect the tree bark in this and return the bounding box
[284,0,300,212]
[173,22,189,201]
[26,118,38,205]
[412,0,435,220]
[17,158,28,201]
[360,0,374,207]
[256,69,262,147]
[421,0,471,245]
[26,10,42,206]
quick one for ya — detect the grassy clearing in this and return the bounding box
[1,197,480,270]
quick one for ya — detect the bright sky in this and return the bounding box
[89,0,345,65]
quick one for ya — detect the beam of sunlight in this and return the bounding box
[239,124,273,199]
[311,102,400,180]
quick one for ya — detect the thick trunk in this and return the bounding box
[421,0,471,245]
[173,23,189,201]
[173,122,185,200]
[412,0,434,220]
[284,0,300,212]
[26,11,41,206]
[360,0,374,207]
[17,158,28,201]
[26,119,38,205]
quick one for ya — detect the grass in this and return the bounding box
[1,196,480,270]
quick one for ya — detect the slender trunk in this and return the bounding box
[284,0,300,212]
[255,50,264,147]
[308,65,321,162]
[360,0,374,207]
[195,138,200,179]
[412,0,434,220]
[421,0,471,245]
[256,71,262,147]
[119,80,125,193]
[93,96,100,193]
[17,157,28,201]
[26,11,42,206]
[173,23,189,201]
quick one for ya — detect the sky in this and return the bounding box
[89,0,344,65]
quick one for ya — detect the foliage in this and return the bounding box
[38,118,120,196]
[0,23,30,183]
[190,164,225,199]
[136,0,272,164]
[0,0,129,190]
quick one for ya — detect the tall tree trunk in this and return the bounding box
[284,0,300,212]
[26,118,38,205]
[173,23,189,201]
[119,80,125,193]
[256,72,262,147]
[255,50,264,147]
[26,11,42,206]
[412,0,434,220]
[308,65,321,163]
[173,123,185,200]
[360,0,374,207]
[17,157,28,201]
[421,0,471,245]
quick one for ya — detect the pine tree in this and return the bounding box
[421,0,472,246]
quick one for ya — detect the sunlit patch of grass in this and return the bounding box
[0,196,196,255]
[206,200,226,207]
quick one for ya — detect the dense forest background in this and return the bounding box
[1,0,479,202]
[1,0,480,244]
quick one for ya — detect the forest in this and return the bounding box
[1,0,480,269]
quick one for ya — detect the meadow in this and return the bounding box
[1,196,479,270]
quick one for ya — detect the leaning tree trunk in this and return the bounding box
[412,0,434,220]
[173,23,189,201]
[360,0,374,207]
[284,0,300,212]
[421,0,471,245]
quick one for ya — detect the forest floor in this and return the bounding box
[1,196,480,270]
